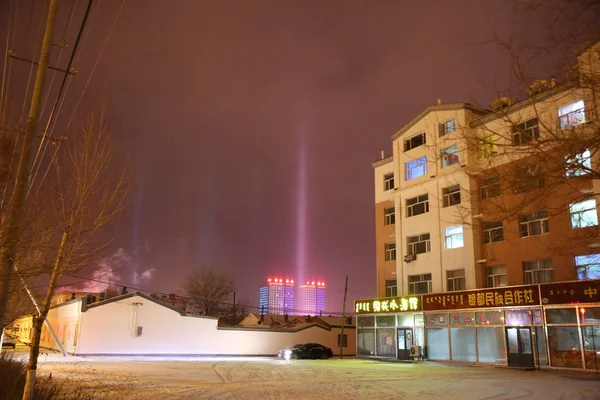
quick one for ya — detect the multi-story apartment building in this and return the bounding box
[259,277,294,315]
[359,39,600,370]
[374,39,600,298]
[297,280,326,315]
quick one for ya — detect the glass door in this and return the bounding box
[506,327,534,368]
[397,328,413,360]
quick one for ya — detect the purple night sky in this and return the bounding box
[1,1,598,313]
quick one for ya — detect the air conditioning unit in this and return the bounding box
[410,345,422,358]
[404,254,416,262]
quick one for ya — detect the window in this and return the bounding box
[441,144,459,168]
[384,173,395,191]
[338,334,348,347]
[565,149,592,177]
[512,118,540,145]
[439,119,456,136]
[569,199,599,228]
[406,193,429,217]
[478,134,499,157]
[444,225,464,249]
[404,132,426,151]
[446,269,466,292]
[405,156,428,180]
[442,184,461,207]
[407,233,431,255]
[384,242,396,262]
[523,259,553,284]
[519,210,549,237]
[512,164,544,193]
[479,175,501,200]
[558,100,585,130]
[385,279,398,297]
[486,265,507,288]
[575,255,600,280]
[384,207,395,226]
[408,273,432,295]
[482,220,504,243]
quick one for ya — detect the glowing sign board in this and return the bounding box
[423,285,540,311]
[354,296,421,314]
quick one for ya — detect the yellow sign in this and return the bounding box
[355,296,421,314]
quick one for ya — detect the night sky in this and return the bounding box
[1,1,597,313]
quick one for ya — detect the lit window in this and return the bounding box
[441,144,459,168]
[408,273,432,295]
[512,164,544,193]
[439,119,456,136]
[446,269,466,292]
[519,210,549,237]
[406,193,429,217]
[385,242,396,262]
[478,134,499,158]
[482,220,504,244]
[442,185,461,207]
[512,118,540,145]
[405,156,428,180]
[479,175,500,200]
[558,100,585,130]
[575,255,600,280]
[404,132,426,151]
[486,265,507,288]
[523,259,553,284]
[384,173,395,191]
[407,233,431,256]
[385,279,398,297]
[384,207,395,226]
[565,149,591,177]
[569,199,599,229]
[444,225,464,249]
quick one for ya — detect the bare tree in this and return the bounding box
[22,113,130,400]
[181,268,235,317]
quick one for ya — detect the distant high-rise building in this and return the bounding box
[298,280,326,315]
[258,277,294,315]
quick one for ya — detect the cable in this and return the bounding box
[28,0,95,198]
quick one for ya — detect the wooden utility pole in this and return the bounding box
[0,0,60,340]
[339,275,348,359]
[232,291,236,325]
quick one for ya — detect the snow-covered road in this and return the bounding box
[29,355,600,399]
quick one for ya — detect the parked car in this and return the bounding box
[1,333,18,349]
[278,343,333,360]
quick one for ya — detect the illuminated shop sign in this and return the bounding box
[540,280,600,305]
[423,286,540,311]
[355,296,421,314]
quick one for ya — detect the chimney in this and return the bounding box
[71,293,76,300]
[380,150,384,159]
[121,286,128,295]
[437,99,441,105]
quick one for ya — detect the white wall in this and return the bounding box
[374,159,395,204]
[76,295,356,356]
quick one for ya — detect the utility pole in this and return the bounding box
[339,275,348,359]
[0,0,60,348]
[232,291,236,325]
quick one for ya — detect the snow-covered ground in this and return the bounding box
[20,354,600,399]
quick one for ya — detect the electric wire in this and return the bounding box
[28,0,94,198]
[31,0,123,198]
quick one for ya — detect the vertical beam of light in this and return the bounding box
[295,134,307,310]
[131,168,143,247]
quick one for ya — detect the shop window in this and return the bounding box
[357,329,375,356]
[477,327,506,363]
[376,328,396,357]
[582,326,600,370]
[357,315,375,327]
[548,326,583,368]
[451,327,477,362]
[546,308,578,324]
[376,315,396,327]
[426,328,450,360]
[580,307,600,324]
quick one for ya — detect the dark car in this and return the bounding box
[1,333,18,349]
[278,343,333,360]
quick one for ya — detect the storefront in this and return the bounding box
[355,279,600,370]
